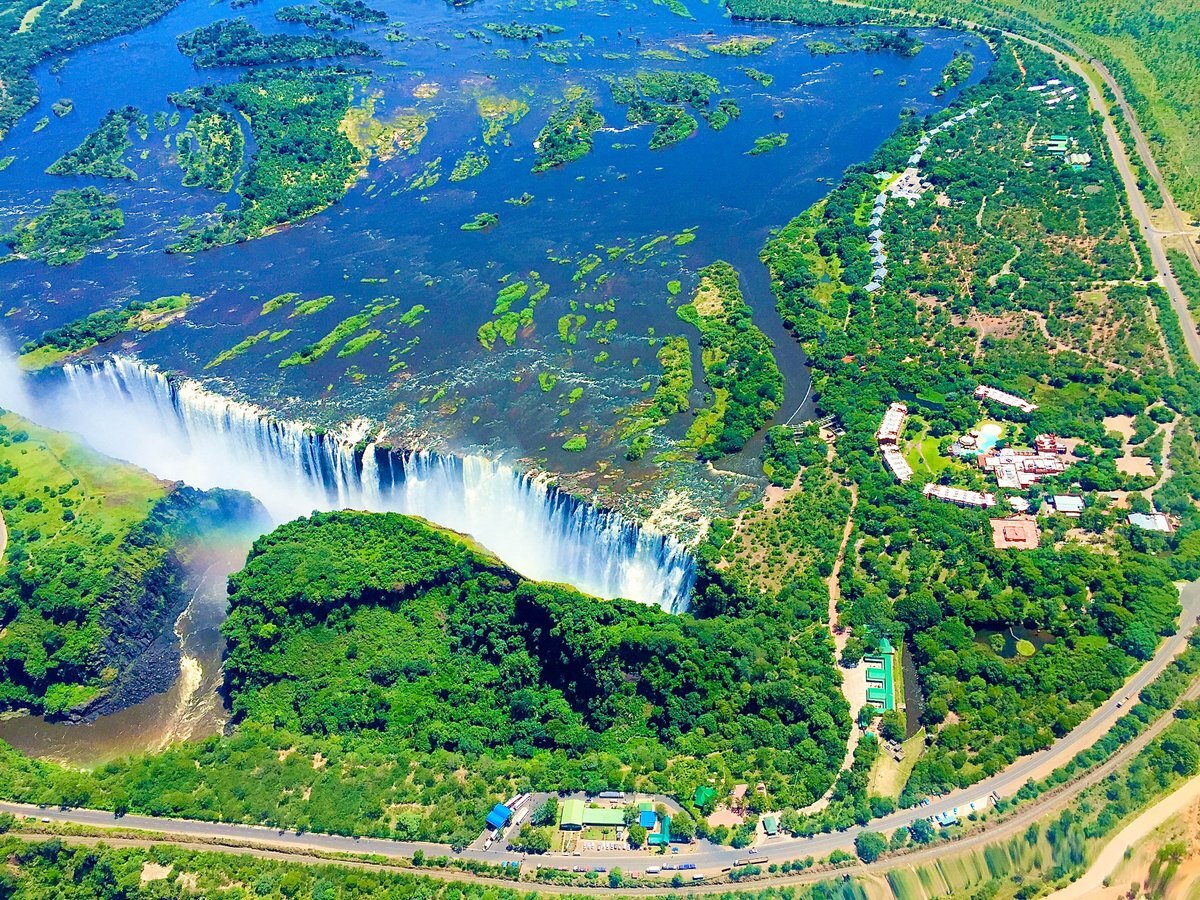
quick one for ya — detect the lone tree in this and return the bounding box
[628,824,648,848]
[909,818,935,844]
[855,831,887,863]
[531,797,558,827]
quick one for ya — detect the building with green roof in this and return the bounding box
[559,798,626,830]
[560,798,584,830]
[648,815,672,846]
[863,638,896,712]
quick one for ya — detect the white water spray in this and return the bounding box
[22,356,694,610]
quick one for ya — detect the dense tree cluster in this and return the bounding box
[176,110,245,193]
[0,509,847,844]
[45,106,146,180]
[223,511,849,789]
[677,261,784,459]
[530,92,604,173]
[605,71,735,149]
[744,33,1200,811]
[169,67,365,249]
[176,18,375,67]
[275,5,352,31]
[3,186,124,266]
[320,0,387,23]
[0,414,258,716]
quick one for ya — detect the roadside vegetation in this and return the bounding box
[763,0,1200,218]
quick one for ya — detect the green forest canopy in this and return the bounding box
[223,510,849,791]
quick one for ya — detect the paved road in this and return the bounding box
[4,582,1196,879]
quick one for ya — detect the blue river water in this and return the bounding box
[0,0,990,479]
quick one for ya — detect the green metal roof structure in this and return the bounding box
[694,786,717,807]
[560,798,585,829]
[583,807,625,827]
[864,637,896,712]
[559,799,627,829]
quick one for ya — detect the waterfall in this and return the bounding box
[36,356,694,611]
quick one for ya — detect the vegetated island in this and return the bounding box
[19,295,197,369]
[2,187,124,266]
[168,67,414,250]
[45,106,147,180]
[176,18,377,68]
[677,260,783,459]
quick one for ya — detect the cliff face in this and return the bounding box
[76,486,267,721]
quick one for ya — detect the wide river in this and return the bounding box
[0,0,989,481]
[0,0,990,762]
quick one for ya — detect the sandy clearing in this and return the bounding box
[1103,414,1136,441]
[1117,455,1155,477]
[1050,774,1200,899]
[139,861,173,883]
[16,1,45,33]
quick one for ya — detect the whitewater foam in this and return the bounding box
[30,356,694,610]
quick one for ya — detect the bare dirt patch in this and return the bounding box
[1103,414,1136,441]
[140,861,173,884]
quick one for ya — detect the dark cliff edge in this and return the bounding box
[63,485,268,722]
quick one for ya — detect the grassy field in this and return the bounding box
[0,411,168,713]
[868,728,925,800]
[0,410,166,542]
[903,433,951,478]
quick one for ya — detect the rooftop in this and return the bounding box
[1053,495,1086,514]
[486,803,512,830]
[1128,512,1171,533]
[923,483,997,508]
[876,401,907,445]
[990,516,1040,550]
[975,384,1038,413]
[882,447,914,483]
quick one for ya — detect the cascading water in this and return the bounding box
[36,356,694,610]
